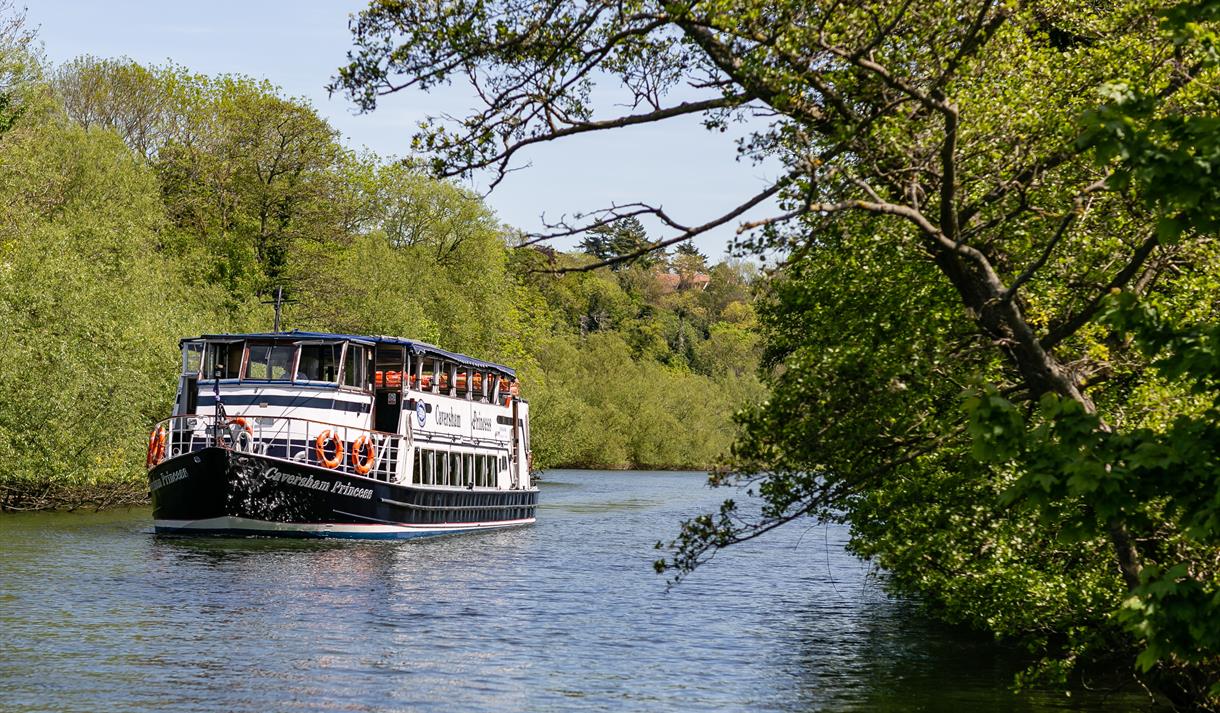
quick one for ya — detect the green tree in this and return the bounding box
[53,56,183,159]
[0,94,232,508]
[670,242,708,286]
[0,2,37,137]
[577,216,662,270]
[333,0,1220,702]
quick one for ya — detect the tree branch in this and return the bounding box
[442,93,753,182]
[1040,232,1161,349]
[1000,207,1078,302]
[526,175,793,273]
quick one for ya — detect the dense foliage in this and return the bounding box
[331,0,1220,705]
[0,26,763,509]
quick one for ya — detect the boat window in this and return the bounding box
[343,345,369,390]
[375,347,405,388]
[203,342,244,379]
[182,342,204,376]
[245,343,296,381]
[414,448,427,485]
[437,361,452,394]
[297,344,341,383]
[449,452,461,486]
[417,358,434,391]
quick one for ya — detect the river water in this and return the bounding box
[0,469,1156,712]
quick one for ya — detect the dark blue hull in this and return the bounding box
[148,448,538,539]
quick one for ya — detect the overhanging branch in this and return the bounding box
[525,173,795,273]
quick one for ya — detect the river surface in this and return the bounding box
[0,469,1156,712]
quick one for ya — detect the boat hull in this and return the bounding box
[148,448,538,539]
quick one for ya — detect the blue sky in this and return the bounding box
[28,1,780,258]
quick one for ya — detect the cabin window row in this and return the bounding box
[185,341,517,400]
[413,449,504,488]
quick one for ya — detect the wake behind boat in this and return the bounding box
[146,331,538,538]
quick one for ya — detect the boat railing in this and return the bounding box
[148,414,408,483]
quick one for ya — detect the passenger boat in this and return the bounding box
[145,332,538,538]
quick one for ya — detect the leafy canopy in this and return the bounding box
[333,0,1220,702]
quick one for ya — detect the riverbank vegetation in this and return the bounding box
[0,14,763,509]
[333,0,1220,706]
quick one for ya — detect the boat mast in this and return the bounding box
[261,287,296,333]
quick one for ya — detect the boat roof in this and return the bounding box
[184,331,516,377]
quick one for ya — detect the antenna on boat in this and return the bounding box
[261,287,297,333]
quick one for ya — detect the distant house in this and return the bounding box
[655,269,710,294]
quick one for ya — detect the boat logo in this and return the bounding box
[416,400,427,426]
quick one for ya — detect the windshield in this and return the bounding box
[245,343,297,381]
[203,342,244,379]
[297,343,342,383]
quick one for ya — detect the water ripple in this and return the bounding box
[0,470,1159,712]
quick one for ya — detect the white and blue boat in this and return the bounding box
[145,332,538,538]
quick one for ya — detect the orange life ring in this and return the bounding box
[351,436,375,475]
[226,417,254,436]
[315,430,344,469]
[146,425,168,468]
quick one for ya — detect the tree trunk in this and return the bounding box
[926,234,1144,591]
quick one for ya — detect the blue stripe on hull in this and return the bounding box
[197,393,370,414]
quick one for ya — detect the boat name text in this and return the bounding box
[472,414,494,432]
[435,409,462,428]
[262,467,374,500]
[149,468,189,491]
